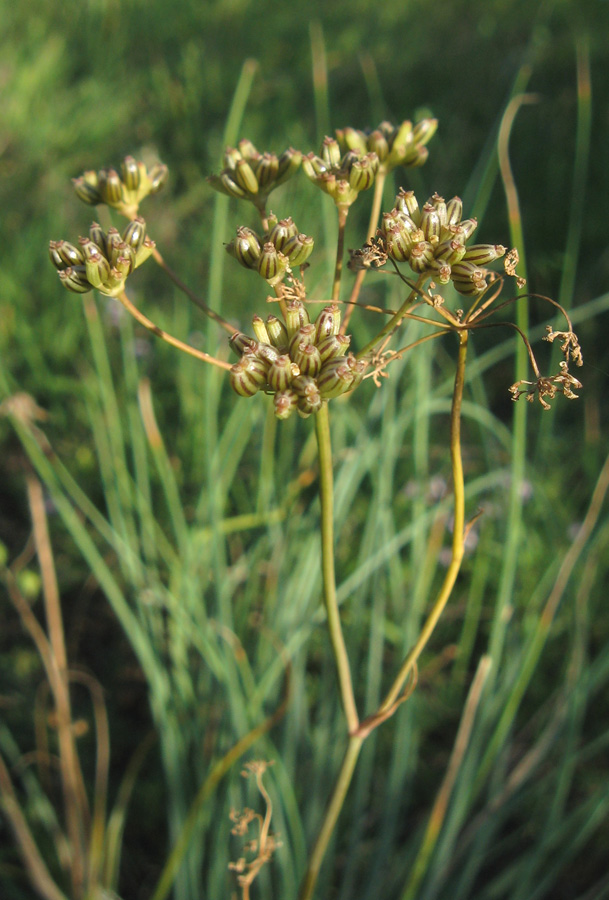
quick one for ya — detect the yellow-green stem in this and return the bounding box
[342,171,387,331]
[314,403,359,733]
[117,291,231,370]
[297,736,363,900]
[332,207,349,302]
[151,247,237,335]
[379,329,469,713]
[356,273,428,360]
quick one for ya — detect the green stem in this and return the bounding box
[332,207,349,302]
[151,247,237,335]
[116,291,231,370]
[342,171,387,331]
[379,329,469,713]
[314,403,359,733]
[297,736,363,900]
[356,272,428,360]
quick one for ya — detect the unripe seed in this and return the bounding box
[267,355,296,392]
[59,266,91,293]
[409,241,435,272]
[288,323,316,357]
[121,156,140,191]
[266,315,289,350]
[285,300,310,337]
[274,389,299,420]
[462,244,507,265]
[314,305,341,342]
[229,354,268,397]
[122,217,147,253]
[251,315,271,345]
[291,342,322,377]
[229,332,258,356]
[316,333,351,363]
[317,357,354,398]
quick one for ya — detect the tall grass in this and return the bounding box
[2,3,609,900]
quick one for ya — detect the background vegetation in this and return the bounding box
[1,1,608,899]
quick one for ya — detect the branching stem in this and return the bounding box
[117,291,232,370]
[151,247,237,334]
[379,328,469,712]
[314,403,359,734]
[332,207,349,302]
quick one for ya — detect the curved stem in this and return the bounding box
[297,736,363,900]
[116,291,232,370]
[356,272,429,360]
[379,329,469,713]
[314,403,359,733]
[151,247,238,335]
[332,207,349,302]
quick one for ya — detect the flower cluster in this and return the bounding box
[378,190,506,295]
[229,300,368,419]
[207,140,302,211]
[303,137,380,209]
[225,215,314,286]
[509,362,583,410]
[336,118,438,173]
[72,156,168,219]
[49,218,154,296]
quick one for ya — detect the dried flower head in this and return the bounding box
[544,327,583,368]
[509,362,582,410]
[228,761,282,900]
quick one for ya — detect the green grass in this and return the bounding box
[2,2,609,899]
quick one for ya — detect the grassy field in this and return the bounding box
[2,1,609,899]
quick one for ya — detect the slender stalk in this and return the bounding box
[379,329,469,713]
[0,753,69,900]
[27,476,88,898]
[401,655,492,900]
[151,247,238,334]
[116,291,231,370]
[356,273,429,360]
[342,170,387,331]
[314,403,359,733]
[332,207,349,302]
[297,736,363,900]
